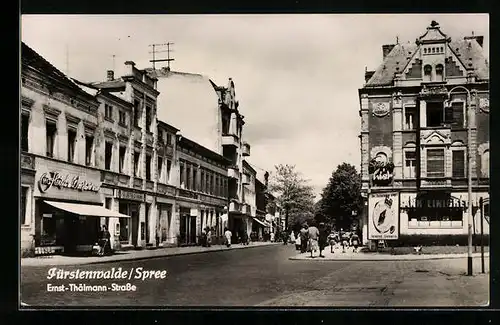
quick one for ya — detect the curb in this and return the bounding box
[22,243,281,267]
[289,253,490,262]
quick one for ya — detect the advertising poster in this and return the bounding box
[368,192,399,240]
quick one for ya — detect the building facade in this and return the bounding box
[20,43,233,256]
[358,22,489,244]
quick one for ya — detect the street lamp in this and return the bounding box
[446,85,473,276]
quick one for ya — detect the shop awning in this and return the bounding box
[252,217,269,227]
[44,200,131,218]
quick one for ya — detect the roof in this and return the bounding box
[145,67,204,79]
[90,79,126,90]
[21,42,98,103]
[364,25,489,87]
[72,78,133,108]
[178,136,231,166]
[242,160,257,175]
[157,120,179,132]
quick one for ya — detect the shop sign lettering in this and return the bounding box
[38,172,101,193]
[402,197,466,209]
[120,190,144,202]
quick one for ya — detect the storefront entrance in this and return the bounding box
[179,210,197,245]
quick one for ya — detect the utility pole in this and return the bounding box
[149,42,175,70]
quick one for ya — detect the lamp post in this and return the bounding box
[447,85,473,276]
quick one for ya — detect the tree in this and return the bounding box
[268,164,316,232]
[319,163,363,230]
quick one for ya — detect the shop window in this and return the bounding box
[118,203,130,243]
[482,150,489,178]
[21,114,29,152]
[119,110,127,126]
[133,151,140,177]
[404,150,416,178]
[146,105,152,132]
[426,149,445,178]
[166,160,172,183]
[404,106,416,130]
[145,154,152,181]
[46,122,57,158]
[452,149,465,178]
[20,186,28,225]
[133,99,141,128]
[85,135,94,166]
[119,146,126,173]
[435,64,444,82]
[105,141,113,171]
[105,104,113,121]
[423,65,432,82]
[193,168,198,191]
[67,129,77,163]
[426,102,444,127]
[407,208,463,228]
[158,156,163,182]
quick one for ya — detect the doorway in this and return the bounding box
[131,205,139,246]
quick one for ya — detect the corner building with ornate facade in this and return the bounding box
[358,22,489,244]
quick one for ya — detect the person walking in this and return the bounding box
[327,230,336,254]
[299,224,308,253]
[307,222,320,258]
[318,223,328,258]
[350,232,360,253]
[295,231,301,251]
[224,227,232,248]
[206,227,212,247]
[98,225,111,256]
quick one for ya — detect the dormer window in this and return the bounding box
[423,65,432,82]
[435,64,444,82]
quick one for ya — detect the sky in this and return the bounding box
[21,14,489,199]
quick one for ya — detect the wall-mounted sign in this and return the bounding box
[368,193,399,240]
[479,98,489,113]
[119,190,145,202]
[372,102,390,117]
[369,158,394,186]
[38,172,101,193]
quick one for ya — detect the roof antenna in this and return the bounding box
[396,36,399,44]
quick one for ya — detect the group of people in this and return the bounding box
[292,223,361,258]
[200,227,215,247]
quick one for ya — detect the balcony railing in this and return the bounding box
[157,183,176,196]
[242,142,251,156]
[228,166,239,179]
[145,180,154,191]
[178,188,199,200]
[222,134,239,147]
[133,177,143,189]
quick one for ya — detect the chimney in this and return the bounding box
[382,44,396,59]
[264,171,269,187]
[465,35,483,47]
[365,70,375,83]
[106,70,114,81]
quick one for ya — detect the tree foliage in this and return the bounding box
[268,164,316,231]
[319,163,363,230]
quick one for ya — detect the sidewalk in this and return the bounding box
[21,241,280,267]
[289,247,490,261]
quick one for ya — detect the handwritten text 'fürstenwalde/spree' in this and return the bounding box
[47,267,168,281]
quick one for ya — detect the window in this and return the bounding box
[404,106,416,130]
[435,64,444,82]
[166,133,172,146]
[201,170,205,192]
[105,141,113,170]
[119,146,126,173]
[67,129,77,163]
[426,149,445,178]
[426,102,444,127]
[206,173,210,194]
[180,163,185,188]
[158,130,164,144]
[46,122,57,158]
[133,151,140,177]
[21,186,28,225]
[423,65,432,82]
[404,150,416,178]
[105,197,112,210]
[166,160,172,183]
[133,99,141,128]
[193,168,198,191]
[118,203,130,243]
[21,114,29,152]
[146,154,151,181]
[450,102,464,129]
[452,149,465,178]
[146,105,152,132]
[119,111,127,126]
[105,104,113,121]
[210,174,214,195]
[186,165,192,190]
[215,177,219,196]
[158,157,163,182]
[482,150,489,178]
[85,135,94,166]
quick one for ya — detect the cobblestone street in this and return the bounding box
[21,245,489,307]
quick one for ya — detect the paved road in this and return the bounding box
[20,245,489,307]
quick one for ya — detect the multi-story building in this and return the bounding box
[241,160,257,240]
[254,172,274,241]
[358,21,489,244]
[20,42,231,256]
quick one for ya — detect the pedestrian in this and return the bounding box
[300,224,308,253]
[270,232,275,242]
[224,227,232,248]
[341,229,350,253]
[99,225,111,256]
[350,232,360,253]
[206,227,212,247]
[282,231,289,245]
[327,231,336,254]
[295,232,301,251]
[307,222,320,258]
[318,223,328,258]
[290,231,296,245]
